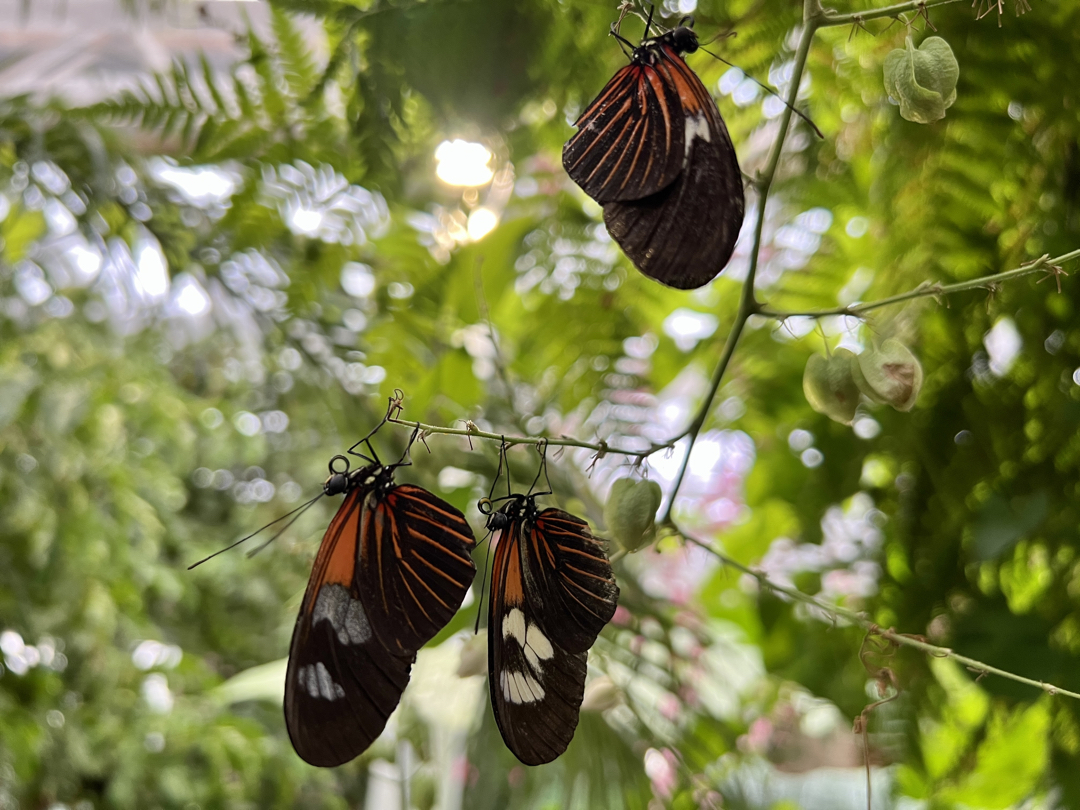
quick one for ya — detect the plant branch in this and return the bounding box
[677,528,1080,702]
[387,416,656,458]
[757,249,1079,320]
[658,11,822,524]
[817,0,964,26]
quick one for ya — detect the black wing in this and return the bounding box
[488,518,590,766]
[563,63,687,204]
[284,490,414,767]
[519,508,619,653]
[357,484,477,656]
[602,48,745,290]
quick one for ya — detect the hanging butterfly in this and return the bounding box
[562,10,745,290]
[190,420,477,768]
[479,448,619,765]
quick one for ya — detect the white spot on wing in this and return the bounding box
[313,584,372,645]
[684,114,711,158]
[526,625,554,661]
[502,670,545,704]
[300,662,346,700]
[502,608,526,645]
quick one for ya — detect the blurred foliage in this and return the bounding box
[2,0,1080,808]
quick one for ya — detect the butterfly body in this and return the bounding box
[486,494,619,765]
[285,456,477,767]
[563,24,745,289]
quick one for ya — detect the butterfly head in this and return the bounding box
[636,19,698,64]
[323,456,392,497]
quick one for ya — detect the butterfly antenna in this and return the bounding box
[244,495,323,559]
[642,3,655,39]
[700,44,825,139]
[188,494,322,569]
[473,529,494,634]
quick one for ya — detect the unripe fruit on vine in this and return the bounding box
[884,36,959,124]
[852,339,923,411]
[604,477,662,552]
[803,349,861,425]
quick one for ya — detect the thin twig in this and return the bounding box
[818,0,963,26]
[677,530,1080,702]
[757,249,1080,320]
[386,416,657,458]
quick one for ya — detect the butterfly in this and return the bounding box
[282,439,477,767]
[562,11,745,290]
[480,453,620,765]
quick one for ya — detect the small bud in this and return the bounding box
[883,36,959,124]
[580,676,621,713]
[852,339,924,411]
[604,477,663,553]
[456,631,487,678]
[803,349,861,425]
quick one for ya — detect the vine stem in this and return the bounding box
[758,249,1079,320]
[677,530,1080,702]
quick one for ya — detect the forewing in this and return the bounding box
[563,63,686,204]
[520,509,619,654]
[284,489,414,767]
[488,521,588,766]
[603,51,745,290]
[357,484,477,656]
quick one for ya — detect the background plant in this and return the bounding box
[2,0,1079,808]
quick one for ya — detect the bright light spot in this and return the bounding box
[664,308,719,351]
[718,67,744,95]
[467,206,499,241]
[435,140,494,187]
[142,673,174,714]
[732,77,761,107]
[853,417,881,440]
[341,262,376,297]
[233,411,262,436]
[172,274,211,316]
[0,630,25,656]
[788,429,814,452]
[688,439,722,477]
[846,217,870,238]
[289,207,324,236]
[135,239,169,298]
[69,244,102,282]
[984,317,1022,377]
[151,162,238,205]
[438,466,477,490]
[801,448,824,468]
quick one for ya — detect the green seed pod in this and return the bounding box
[883,36,959,124]
[803,349,861,425]
[852,339,924,411]
[604,477,662,553]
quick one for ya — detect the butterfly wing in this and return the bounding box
[488,516,589,766]
[520,508,619,653]
[357,483,477,656]
[602,48,745,290]
[284,488,415,767]
[563,63,687,204]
